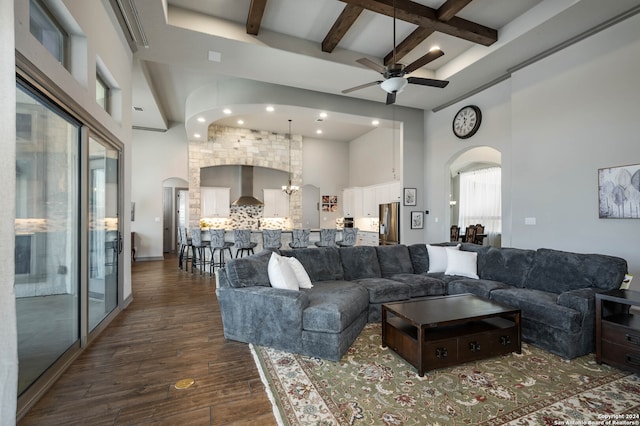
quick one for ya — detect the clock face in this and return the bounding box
[453,105,482,139]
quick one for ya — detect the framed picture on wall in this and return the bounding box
[598,163,640,219]
[404,188,416,206]
[411,211,423,229]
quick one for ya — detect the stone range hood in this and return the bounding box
[231,165,263,206]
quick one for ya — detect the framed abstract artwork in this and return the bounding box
[411,211,423,229]
[403,188,416,206]
[598,163,640,219]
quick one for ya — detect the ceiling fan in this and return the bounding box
[341,0,449,105]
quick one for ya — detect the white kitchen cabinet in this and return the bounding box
[356,231,379,246]
[201,187,230,217]
[387,181,402,203]
[263,189,290,218]
[362,186,377,218]
[342,187,362,218]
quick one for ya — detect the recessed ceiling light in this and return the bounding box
[194,133,201,138]
[266,106,275,112]
[316,129,323,134]
[372,120,380,126]
[237,119,244,125]
[133,106,143,112]
[197,117,206,123]
[319,112,328,118]
[223,108,232,114]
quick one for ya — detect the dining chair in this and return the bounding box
[314,228,337,248]
[262,229,282,250]
[450,225,460,242]
[190,227,210,274]
[209,229,234,273]
[289,229,310,249]
[464,225,477,244]
[336,228,358,247]
[474,224,485,245]
[233,229,257,257]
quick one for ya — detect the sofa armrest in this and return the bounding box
[216,286,309,347]
[556,288,598,315]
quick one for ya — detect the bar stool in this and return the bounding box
[178,227,192,270]
[336,228,358,247]
[233,229,257,258]
[262,229,282,250]
[289,229,310,249]
[190,227,210,274]
[314,228,336,247]
[209,229,233,273]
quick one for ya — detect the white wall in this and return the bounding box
[1,0,18,423]
[302,137,350,226]
[425,13,640,277]
[131,124,189,259]
[350,127,400,187]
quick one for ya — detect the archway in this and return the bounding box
[448,147,502,246]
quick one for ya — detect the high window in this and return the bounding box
[29,0,68,66]
[96,72,110,112]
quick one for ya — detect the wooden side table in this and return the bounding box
[596,289,640,373]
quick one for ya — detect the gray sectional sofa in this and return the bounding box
[216,243,627,361]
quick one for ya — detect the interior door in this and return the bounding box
[302,184,320,229]
[88,137,120,332]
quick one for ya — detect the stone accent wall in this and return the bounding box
[189,125,302,228]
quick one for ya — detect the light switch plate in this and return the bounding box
[525,217,536,225]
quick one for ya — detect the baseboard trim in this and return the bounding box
[134,256,165,262]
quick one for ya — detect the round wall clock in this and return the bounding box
[452,105,482,139]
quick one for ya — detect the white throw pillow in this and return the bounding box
[427,244,459,273]
[445,248,479,279]
[268,252,299,290]
[287,257,313,289]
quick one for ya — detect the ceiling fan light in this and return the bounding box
[380,77,408,94]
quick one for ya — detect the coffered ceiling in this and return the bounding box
[124,0,640,139]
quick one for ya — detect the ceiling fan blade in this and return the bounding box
[407,76,450,88]
[386,92,396,105]
[342,80,382,94]
[403,49,445,74]
[356,57,386,74]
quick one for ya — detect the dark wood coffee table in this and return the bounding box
[382,293,521,376]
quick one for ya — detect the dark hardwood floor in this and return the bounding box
[19,255,276,425]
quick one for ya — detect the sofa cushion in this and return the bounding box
[351,277,411,303]
[447,278,511,299]
[479,247,535,288]
[339,246,382,280]
[525,248,628,293]
[385,273,446,297]
[301,281,369,333]
[407,244,429,274]
[445,248,478,279]
[490,288,582,333]
[224,250,273,288]
[280,247,345,282]
[288,257,313,289]
[375,245,414,277]
[268,252,299,290]
[427,244,459,273]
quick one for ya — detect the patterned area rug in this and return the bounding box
[251,323,640,425]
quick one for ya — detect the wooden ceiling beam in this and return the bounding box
[383,0,472,65]
[322,4,365,53]
[340,0,497,46]
[246,0,268,35]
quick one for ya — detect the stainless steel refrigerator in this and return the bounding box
[379,202,400,245]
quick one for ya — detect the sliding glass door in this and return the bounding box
[15,77,122,400]
[15,81,80,395]
[88,137,120,331]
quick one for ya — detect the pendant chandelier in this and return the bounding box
[282,119,300,196]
